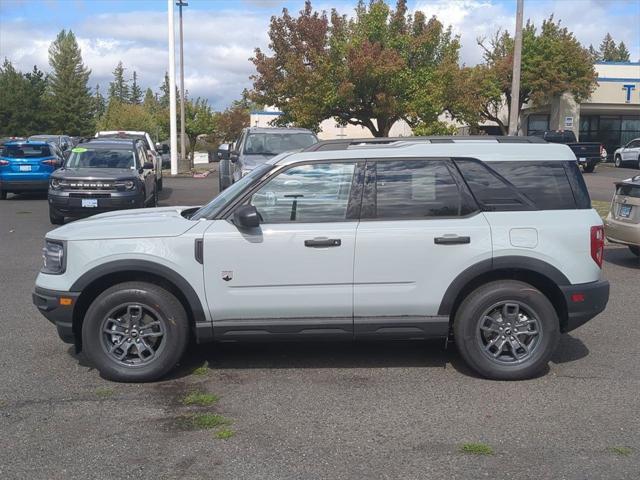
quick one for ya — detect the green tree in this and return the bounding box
[599,33,618,61]
[213,99,250,142]
[108,61,129,103]
[471,17,596,134]
[129,70,143,104]
[587,44,601,62]
[23,65,51,133]
[158,71,171,108]
[97,99,159,133]
[185,97,216,158]
[93,84,106,120]
[47,29,94,135]
[0,59,32,135]
[250,0,459,137]
[616,41,630,62]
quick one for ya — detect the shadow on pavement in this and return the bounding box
[551,334,590,365]
[5,192,48,201]
[604,246,640,269]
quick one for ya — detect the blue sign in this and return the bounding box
[622,84,636,103]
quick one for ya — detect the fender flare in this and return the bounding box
[437,256,570,316]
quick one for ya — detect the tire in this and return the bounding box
[82,282,189,382]
[637,156,640,170]
[0,189,6,200]
[149,183,158,207]
[453,280,560,380]
[614,155,622,168]
[629,246,640,257]
[583,164,595,173]
[49,207,64,225]
[157,178,163,192]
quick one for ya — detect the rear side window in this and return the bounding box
[617,184,640,198]
[3,145,52,158]
[455,159,580,211]
[368,160,473,219]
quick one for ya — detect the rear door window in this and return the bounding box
[366,160,474,219]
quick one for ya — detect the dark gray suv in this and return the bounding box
[219,127,318,191]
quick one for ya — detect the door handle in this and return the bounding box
[434,235,470,245]
[304,238,341,248]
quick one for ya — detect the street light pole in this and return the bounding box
[508,0,524,136]
[167,0,178,175]
[177,1,188,172]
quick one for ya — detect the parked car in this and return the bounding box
[219,127,318,191]
[216,143,230,161]
[33,136,609,382]
[0,140,64,199]
[28,134,74,159]
[534,130,603,173]
[613,138,640,169]
[47,139,158,224]
[95,131,163,191]
[604,174,640,257]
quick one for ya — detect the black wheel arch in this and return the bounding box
[438,256,570,332]
[70,260,212,351]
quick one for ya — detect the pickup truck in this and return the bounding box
[536,130,603,173]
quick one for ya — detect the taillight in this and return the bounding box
[599,144,604,156]
[590,225,605,268]
[0,159,9,166]
[41,159,58,166]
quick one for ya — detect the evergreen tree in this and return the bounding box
[47,29,93,135]
[24,65,51,133]
[129,70,143,104]
[587,44,601,62]
[599,33,618,61]
[143,88,157,110]
[0,59,31,135]
[94,84,106,119]
[109,61,129,103]
[616,41,630,62]
[159,71,170,108]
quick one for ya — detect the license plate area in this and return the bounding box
[19,165,32,172]
[618,204,632,218]
[578,157,586,163]
[82,198,98,208]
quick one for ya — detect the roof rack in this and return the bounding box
[303,135,546,152]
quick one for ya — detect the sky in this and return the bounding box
[1,0,639,111]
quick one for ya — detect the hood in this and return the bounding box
[241,154,273,169]
[47,206,201,241]
[52,168,137,180]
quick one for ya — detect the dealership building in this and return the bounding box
[521,61,640,155]
[250,61,639,154]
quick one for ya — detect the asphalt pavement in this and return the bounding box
[0,164,638,479]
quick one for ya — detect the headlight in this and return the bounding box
[124,180,135,190]
[41,240,65,275]
[50,178,61,190]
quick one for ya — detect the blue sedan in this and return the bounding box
[0,141,63,199]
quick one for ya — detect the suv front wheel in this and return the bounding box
[454,280,560,380]
[82,282,189,382]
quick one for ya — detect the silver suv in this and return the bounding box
[33,137,609,382]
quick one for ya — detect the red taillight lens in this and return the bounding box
[0,159,9,166]
[41,159,58,166]
[590,225,605,268]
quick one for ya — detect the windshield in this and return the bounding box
[65,148,137,169]
[244,133,317,155]
[2,144,52,158]
[191,164,273,220]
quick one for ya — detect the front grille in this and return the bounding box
[64,181,116,190]
[69,193,111,198]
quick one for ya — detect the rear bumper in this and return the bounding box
[605,219,640,247]
[575,156,600,166]
[0,179,49,192]
[32,287,80,344]
[560,280,610,332]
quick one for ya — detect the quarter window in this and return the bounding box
[250,163,356,223]
[372,160,469,219]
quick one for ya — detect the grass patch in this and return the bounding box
[182,391,219,407]
[95,387,115,398]
[215,428,235,440]
[460,443,494,455]
[609,446,632,457]
[179,413,232,430]
[592,200,611,219]
[192,363,209,376]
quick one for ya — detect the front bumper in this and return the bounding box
[560,280,610,332]
[32,287,81,344]
[49,189,143,216]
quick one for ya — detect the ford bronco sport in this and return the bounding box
[33,137,609,382]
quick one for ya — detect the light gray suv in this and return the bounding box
[33,137,609,382]
[218,127,318,191]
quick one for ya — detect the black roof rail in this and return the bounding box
[303,135,547,152]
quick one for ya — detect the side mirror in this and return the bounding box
[155,142,161,150]
[143,161,154,170]
[230,152,239,163]
[233,205,260,228]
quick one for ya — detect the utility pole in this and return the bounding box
[177,1,188,172]
[508,0,524,136]
[167,0,178,175]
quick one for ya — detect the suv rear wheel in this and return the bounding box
[82,282,189,382]
[454,280,560,380]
